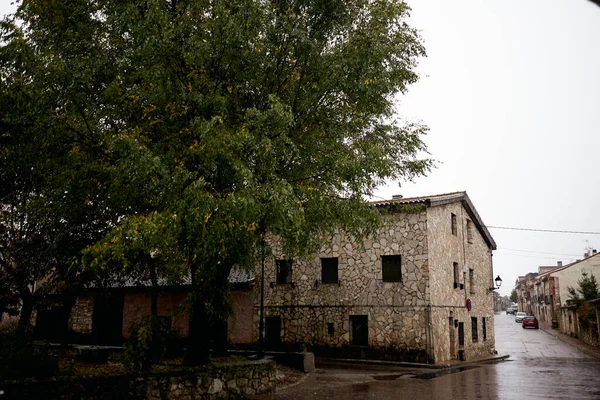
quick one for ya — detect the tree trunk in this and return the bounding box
[17,291,35,338]
[183,263,210,366]
[149,258,161,363]
[183,292,210,365]
[59,293,77,348]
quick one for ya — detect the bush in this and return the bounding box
[578,301,598,337]
[0,334,58,381]
[121,317,181,371]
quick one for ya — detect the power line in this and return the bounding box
[496,248,583,257]
[497,253,576,261]
[488,226,600,235]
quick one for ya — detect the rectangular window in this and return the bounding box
[453,262,460,288]
[458,322,464,346]
[276,259,293,284]
[382,255,402,282]
[471,317,478,342]
[350,315,368,346]
[469,268,475,294]
[327,323,335,336]
[482,317,487,341]
[321,257,339,284]
[467,220,473,243]
[451,213,457,236]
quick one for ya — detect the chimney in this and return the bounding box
[557,261,562,267]
[392,195,403,200]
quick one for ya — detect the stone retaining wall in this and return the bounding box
[0,359,276,400]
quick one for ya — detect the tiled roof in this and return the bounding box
[89,266,254,289]
[371,191,497,250]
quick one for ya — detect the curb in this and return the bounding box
[316,353,510,370]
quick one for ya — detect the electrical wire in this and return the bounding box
[488,226,600,235]
[496,248,583,257]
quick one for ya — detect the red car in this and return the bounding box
[522,316,539,329]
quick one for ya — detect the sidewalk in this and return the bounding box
[538,321,600,359]
[317,352,509,371]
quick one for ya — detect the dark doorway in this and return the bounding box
[350,315,369,346]
[93,293,124,345]
[458,322,465,346]
[265,316,281,348]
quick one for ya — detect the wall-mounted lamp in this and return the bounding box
[487,275,502,294]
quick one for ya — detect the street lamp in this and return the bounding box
[487,275,502,294]
[257,239,269,358]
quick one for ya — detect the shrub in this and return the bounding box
[121,317,180,371]
[0,334,58,381]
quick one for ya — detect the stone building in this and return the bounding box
[32,269,255,346]
[256,192,498,363]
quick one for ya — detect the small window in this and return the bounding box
[451,213,457,236]
[350,315,368,346]
[327,323,335,336]
[382,255,402,282]
[458,322,464,346]
[482,317,487,341]
[321,257,339,284]
[453,262,460,288]
[276,259,292,284]
[467,220,473,244]
[471,317,478,342]
[469,268,475,294]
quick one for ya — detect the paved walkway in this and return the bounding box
[537,320,600,359]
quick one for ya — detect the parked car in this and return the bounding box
[522,316,539,329]
[515,312,527,323]
[506,307,517,315]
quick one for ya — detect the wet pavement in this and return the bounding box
[255,313,600,399]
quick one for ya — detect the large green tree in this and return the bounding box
[1,0,431,364]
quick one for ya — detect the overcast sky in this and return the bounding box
[2,1,599,296]
[376,0,600,296]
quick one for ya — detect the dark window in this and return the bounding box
[321,257,339,284]
[471,317,478,342]
[482,317,487,341]
[467,220,473,243]
[350,315,368,346]
[451,213,457,236]
[276,259,292,284]
[469,268,475,294]
[458,322,464,346]
[327,323,335,336]
[382,255,402,282]
[453,262,460,288]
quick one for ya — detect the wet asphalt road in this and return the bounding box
[256,313,600,399]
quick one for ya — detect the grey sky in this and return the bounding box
[2,1,599,296]
[376,0,600,296]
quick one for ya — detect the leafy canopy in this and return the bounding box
[1,0,431,308]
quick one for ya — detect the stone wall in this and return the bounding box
[0,359,276,400]
[69,296,94,334]
[426,203,495,363]
[257,211,430,360]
